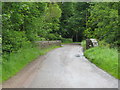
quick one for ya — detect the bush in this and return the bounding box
[99,40,110,48]
[45,33,62,40]
[2,30,30,53]
[81,40,86,50]
[46,33,58,40]
[38,37,46,41]
[61,38,73,43]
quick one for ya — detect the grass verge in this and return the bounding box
[2,45,60,82]
[81,40,86,50]
[84,46,118,79]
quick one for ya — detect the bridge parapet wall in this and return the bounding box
[35,40,61,48]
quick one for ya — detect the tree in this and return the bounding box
[59,2,75,38]
[84,2,119,46]
[2,2,62,53]
[59,2,90,42]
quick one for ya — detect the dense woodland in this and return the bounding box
[2,2,119,53]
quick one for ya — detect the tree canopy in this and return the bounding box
[2,2,119,53]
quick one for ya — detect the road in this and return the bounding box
[3,45,118,88]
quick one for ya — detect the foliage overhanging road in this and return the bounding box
[3,45,118,88]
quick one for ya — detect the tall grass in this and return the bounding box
[0,63,1,83]
[84,46,118,79]
[2,45,60,82]
[61,38,73,44]
[81,40,86,50]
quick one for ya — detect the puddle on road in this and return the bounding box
[75,54,81,57]
[75,53,84,58]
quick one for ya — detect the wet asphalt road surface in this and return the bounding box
[3,45,118,88]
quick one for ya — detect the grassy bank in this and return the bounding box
[81,40,86,50]
[2,45,60,82]
[61,38,73,44]
[81,40,118,79]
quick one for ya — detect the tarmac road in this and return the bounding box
[3,45,118,88]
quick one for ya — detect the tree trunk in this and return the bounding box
[76,33,78,42]
[72,35,74,42]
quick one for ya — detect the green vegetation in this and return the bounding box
[2,2,119,53]
[59,2,89,42]
[0,36,1,83]
[81,40,86,50]
[84,2,119,47]
[2,2,62,82]
[81,40,119,79]
[2,2,119,82]
[61,38,73,44]
[2,45,60,82]
[84,46,118,79]
[2,2,62,53]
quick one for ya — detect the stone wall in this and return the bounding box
[86,39,98,49]
[35,40,61,48]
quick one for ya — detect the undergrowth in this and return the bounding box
[84,46,118,79]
